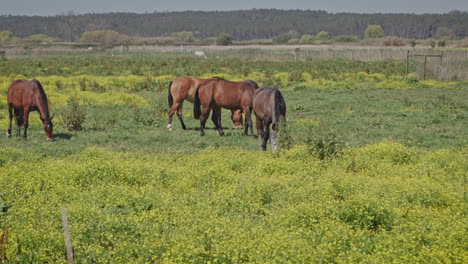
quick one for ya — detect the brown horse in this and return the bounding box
[167,76,244,131]
[6,79,55,141]
[252,87,286,151]
[193,78,258,137]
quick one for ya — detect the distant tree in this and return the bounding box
[80,30,129,45]
[435,27,454,40]
[430,40,436,48]
[437,39,447,47]
[0,31,13,43]
[286,30,301,38]
[28,34,55,43]
[410,39,417,47]
[57,11,81,42]
[171,31,197,44]
[333,35,360,43]
[272,34,291,44]
[365,25,384,38]
[216,33,232,46]
[315,31,329,40]
[299,34,314,44]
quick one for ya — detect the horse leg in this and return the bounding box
[256,118,264,139]
[14,107,22,137]
[22,109,29,140]
[243,108,255,137]
[6,104,13,138]
[176,103,187,130]
[167,101,179,131]
[211,106,224,136]
[261,123,270,151]
[271,123,279,152]
[199,106,211,136]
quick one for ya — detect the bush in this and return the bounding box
[299,34,314,44]
[216,33,232,46]
[0,31,13,43]
[272,34,292,44]
[307,133,342,161]
[27,34,55,43]
[437,39,447,47]
[315,31,329,41]
[171,31,197,44]
[80,30,129,45]
[333,35,360,43]
[382,36,405,46]
[365,25,384,38]
[59,96,86,131]
[410,39,417,47]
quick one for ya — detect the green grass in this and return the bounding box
[1,87,465,158]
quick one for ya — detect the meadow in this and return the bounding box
[0,50,467,263]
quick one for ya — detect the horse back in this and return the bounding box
[171,76,208,102]
[7,79,45,109]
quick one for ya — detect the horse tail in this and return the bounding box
[193,84,201,119]
[251,80,259,89]
[272,87,286,126]
[167,81,173,109]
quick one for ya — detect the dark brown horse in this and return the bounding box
[167,76,244,131]
[193,78,258,136]
[6,79,54,141]
[252,87,286,151]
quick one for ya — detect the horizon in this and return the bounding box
[1,0,467,16]
[0,8,467,17]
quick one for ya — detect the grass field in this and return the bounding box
[0,51,467,263]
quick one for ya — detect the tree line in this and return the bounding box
[0,9,467,42]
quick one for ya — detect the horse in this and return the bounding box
[252,87,286,151]
[193,78,258,137]
[167,76,244,131]
[6,79,55,141]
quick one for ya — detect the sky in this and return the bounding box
[0,0,466,16]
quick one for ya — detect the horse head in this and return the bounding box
[43,114,55,141]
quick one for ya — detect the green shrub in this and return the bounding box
[334,35,360,43]
[307,133,343,161]
[299,34,314,44]
[272,34,292,44]
[59,96,86,131]
[216,33,232,46]
[365,25,384,38]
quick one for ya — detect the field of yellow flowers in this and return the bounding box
[0,142,466,263]
[0,54,467,263]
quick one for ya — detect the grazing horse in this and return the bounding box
[252,87,286,151]
[6,79,55,141]
[167,76,244,131]
[194,78,258,137]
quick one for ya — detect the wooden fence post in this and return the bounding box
[61,207,74,264]
[405,50,410,80]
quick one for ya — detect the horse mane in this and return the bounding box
[212,76,226,80]
[244,80,259,89]
[32,79,51,118]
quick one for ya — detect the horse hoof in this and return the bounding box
[48,138,56,142]
[167,124,173,131]
[6,133,11,139]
